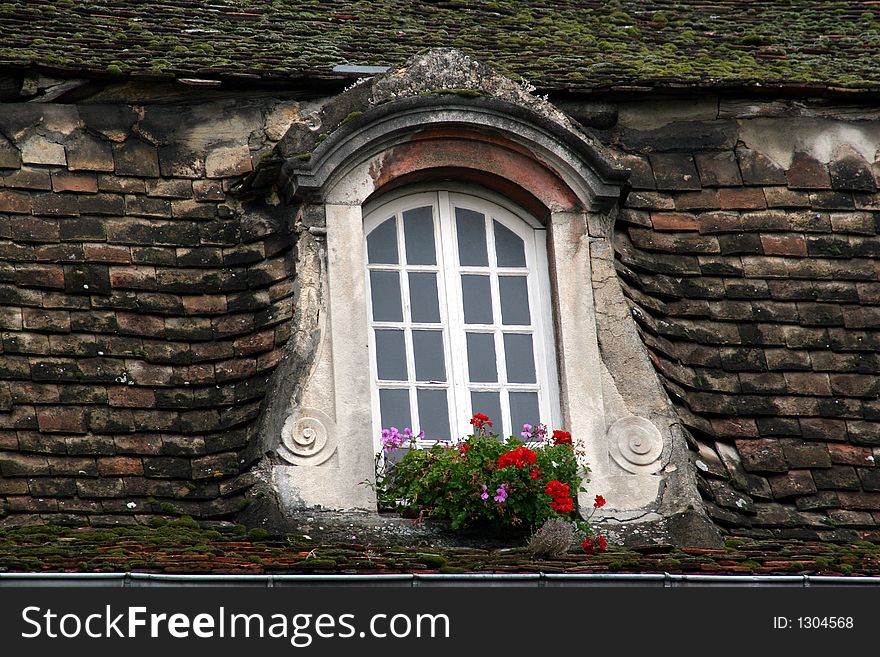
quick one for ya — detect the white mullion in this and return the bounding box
[395,211,420,434]
[531,228,560,430]
[485,211,511,439]
[439,191,470,441]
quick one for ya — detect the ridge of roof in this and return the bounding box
[2,1,880,94]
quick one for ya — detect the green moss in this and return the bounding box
[424,88,484,98]
[247,527,269,541]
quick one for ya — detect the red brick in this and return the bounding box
[735,438,788,472]
[116,312,165,337]
[113,139,160,178]
[1,168,51,190]
[696,212,742,234]
[760,234,807,256]
[97,456,144,476]
[9,382,60,404]
[0,452,50,476]
[257,349,284,372]
[233,329,274,356]
[182,295,228,315]
[109,265,157,290]
[192,179,225,201]
[51,172,99,193]
[106,386,157,408]
[83,244,132,264]
[837,491,880,510]
[36,406,87,433]
[673,189,719,210]
[0,190,32,213]
[694,151,742,187]
[768,470,816,498]
[15,263,64,289]
[114,435,163,455]
[22,308,71,333]
[650,212,698,231]
[174,363,215,385]
[828,444,876,467]
[3,216,59,242]
[717,187,766,210]
[782,372,831,396]
[786,152,831,189]
[626,191,675,210]
[124,360,174,386]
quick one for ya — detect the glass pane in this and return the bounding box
[509,392,540,439]
[367,217,398,264]
[470,391,503,439]
[503,333,536,383]
[456,207,488,266]
[375,329,407,381]
[494,220,526,267]
[499,276,531,325]
[370,270,402,322]
[412,330,446,382]
[379,388,411,432]
[403,206,436,265]
[466,332,497,382]
[461,275,493,325]
[417,389,450,441]
[408,272,440,323]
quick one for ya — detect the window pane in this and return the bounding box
[412,330,446,382]
[370,270,402,322]
[367,217,398,264]
[408,272,440,323]
[466,332,497,383]
[503,333,536,383]
[417,389,450,441]
[379,388,411,431]
[499,276,531,325]
[509,391,540,438]
[494,220,526,267]
[470,391,503,439]
[455,207,488,266]
[461,274,493,325]
[375,329,407,381]
[403,206,436,265]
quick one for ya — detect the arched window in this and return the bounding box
[363,188,559,446]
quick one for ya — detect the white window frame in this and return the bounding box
[363,186,561,451]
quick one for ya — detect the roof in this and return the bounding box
[2,1,880,94]
[2,523,880,576]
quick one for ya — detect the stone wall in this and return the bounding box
[0,99,303,526]
[609,97,880,541]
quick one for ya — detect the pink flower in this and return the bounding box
[493,484,508,503]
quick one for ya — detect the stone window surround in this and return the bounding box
[259,90,704,531]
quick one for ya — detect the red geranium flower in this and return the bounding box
[552,430,572,445]
[544,480,569,498]
[470,413,492,430]
[497,445,537,470]
[582,535,608,554]
[594,495,606,508]
[529,468,542,480]
[459,443,470,456]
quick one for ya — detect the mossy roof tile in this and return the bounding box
[2,1,880,92]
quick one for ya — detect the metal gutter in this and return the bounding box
[2,572,880,587]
